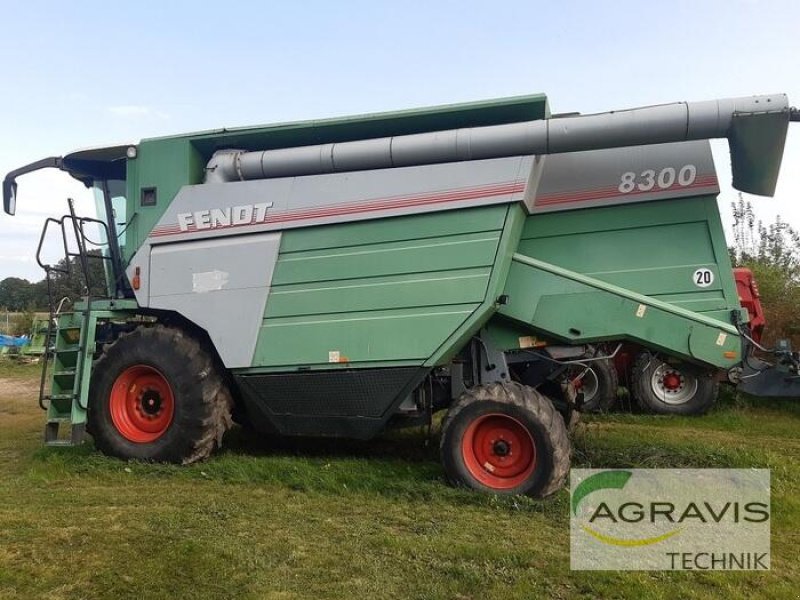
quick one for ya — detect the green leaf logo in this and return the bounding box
[571,470,632,515]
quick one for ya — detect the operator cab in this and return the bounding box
[2,144,134,299]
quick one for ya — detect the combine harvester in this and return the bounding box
[3,92,798,497]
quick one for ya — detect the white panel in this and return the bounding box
[148,232,281,367]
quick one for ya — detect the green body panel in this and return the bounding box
[423,204,527,367]
[517,196,742,323]
[257,305,478,366]
[499,255,740,367]
[271,232,501,286]
[496,196,744,369]
[124,138,205,263]
[266,268,491,318]
[255,205,515,369]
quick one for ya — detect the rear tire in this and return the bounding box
[440,382,570,497]
[88,325,233,463]
[631,353,718,415]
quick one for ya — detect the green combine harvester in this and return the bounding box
[3,92,798,497]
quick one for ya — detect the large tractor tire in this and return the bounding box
[631,353,718,416]
[561,358,618,413]
[440,382,570,497]
[88,325,233,463]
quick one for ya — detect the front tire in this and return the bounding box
[631,353,718,415]
[440,382,570,497]
[88,325,233,463]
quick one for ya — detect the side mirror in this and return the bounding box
[3,178,16,215]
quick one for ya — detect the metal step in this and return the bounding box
[38,297,98,448]
[44,422,85,446]
[55,344,80,353]
[53,369,77,378]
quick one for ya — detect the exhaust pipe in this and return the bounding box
[205,94,794,197]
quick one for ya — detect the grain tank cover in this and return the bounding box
[190,93,551,156]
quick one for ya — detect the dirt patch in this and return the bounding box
[0,377,39,403]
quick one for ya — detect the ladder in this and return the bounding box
[35,199,110,446]
[41,304,98,445]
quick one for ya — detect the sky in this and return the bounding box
[1,0,798,281]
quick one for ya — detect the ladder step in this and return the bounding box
[44,421,85,446]
[54,369,77,377]
[56,345,81,353]
[58,329,81,344]
[47,393,75,401]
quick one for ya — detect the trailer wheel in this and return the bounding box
[440,382,570,497]
[88,325,233,463]
[631,353,718,415]
[561,358,618,413]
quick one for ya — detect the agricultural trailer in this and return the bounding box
[3,92,798,497]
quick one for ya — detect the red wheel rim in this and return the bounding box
[461,413,537,490]
[109,365,175,443]
[662,372,682,391]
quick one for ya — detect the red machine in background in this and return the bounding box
[733,267,766,345]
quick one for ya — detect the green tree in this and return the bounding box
[730,194,800,346]
[0,277,35,311]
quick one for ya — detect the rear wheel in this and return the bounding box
[631,353,718,415]
[440,382,570,497]
[88,325,233,463]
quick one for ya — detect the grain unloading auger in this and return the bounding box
[3,92,797,496]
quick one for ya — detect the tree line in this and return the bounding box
[0,251,108,312]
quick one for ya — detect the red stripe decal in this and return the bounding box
[149,181,525,238]
[536,177,719,207]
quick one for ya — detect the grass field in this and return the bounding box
[0,361,798,599]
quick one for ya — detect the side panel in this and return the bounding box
[518,196,741,322]
[148,232,281,367]
[254,204,512,368]
[530,140,719,213]
[496,140,743,370]
[128,155,532,314]
[517,134,739,324]
[147,156,530,240]
[498,255,742,368]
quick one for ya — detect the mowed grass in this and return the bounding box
[0,362,798,599]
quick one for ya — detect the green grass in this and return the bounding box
[0,365,798,599]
